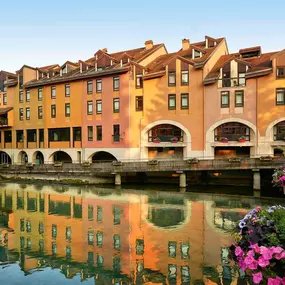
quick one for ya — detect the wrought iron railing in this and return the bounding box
[219,77,246,88]
[148,136,184,143]
[215,134,250,142]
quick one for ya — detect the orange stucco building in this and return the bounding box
[1,37,285,163]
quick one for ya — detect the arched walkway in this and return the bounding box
[49,151,72,163]
[0,151,11,164]
[33,151,44,164]
[18,151,28,165]
[141,120,192,159]
[205,118,257,158]
[90,151,117,163]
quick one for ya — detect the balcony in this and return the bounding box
[218,77,246,88]
[0,118,8,127]
[215,134,250,142]
[148,135,184,143]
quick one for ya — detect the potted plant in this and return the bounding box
[238,136,246,143]
[153,137,161,144]
[229,157,241,163]
[219,137,228,143]
[54,161,63,167]
[170,137,178,143]
[187,158,199,164]
[259,156,273,161]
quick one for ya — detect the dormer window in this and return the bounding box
[193,50,201,59]
[277,67,285,79]
[239,46,261,59]
[62,65,68,74]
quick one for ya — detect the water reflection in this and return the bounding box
[0,183,282,285]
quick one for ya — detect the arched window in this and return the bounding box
[148,124,183,142]
[274,121,285,141]
[214,123,250,142]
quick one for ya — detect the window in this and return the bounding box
[97,206,103,221]
[113,125,120,142]
[52,224,57,238]
[97,255,104,267]
[221,91,230,108]
[51,86,56,99]
[96,79,102,93]
[87,80,93,94]
[39,129,44,142]
[66,227,71,241]
[181,93,189,109]
[96,125,102,141]
[51,104,56,118]
[136,239,144,255]
[20,219,25,232]
[194,50,201,58]
[26,107,30,120]
[96,99,102,114]
[136,74,143,88]
[113,98,120,113]
[73,127,81,141]
[3,94,7,105]
[113,205,121,225]
[39,222,44,234]
[38,106,43,119]
[168,241,177,258]
[65,84,70,97]
[52,242,57,255]
[66,246,71,259]
[88,126,93,141]
[168,94,176,110]
[181,242,190,259]
[19,108,24,121]
[4,131,12,143]
[87,101,93,115]
[88,205,94,220]
[96,232,103,246]
[113,234,120,250]
[168,72,176,86]
[26,90,30,102]
[113,76,120,91]
[276,88,285,105]
[277,67,285,79]
[235,90,244,107]
[136,96,143,111]
[181,70,189,85]
[19,91,23,103]
[48,128,70,142]
[38,88,43,101]
[65,103,70,117]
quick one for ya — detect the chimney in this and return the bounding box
[182,39,190,51]
[102,48,108,53]
[145,40,153,50]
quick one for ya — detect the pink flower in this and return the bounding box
[275,251,285,260]
[247,250,255,257]
[248,229,254,234]
[252,272,263,284]
[270,246,284,254]
[259,246,273,260]
[257,256,270,268]
[244,255,256,266]
[268,277,282,285]
[248,260,258,270]
[250,244,261,253]
[235,246,244,257]
[255,206,262,212]
[238,258,247,271]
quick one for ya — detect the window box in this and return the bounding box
[54,161,63,167]
[153,137,161,144]
[219,137,228,143]
[259,156,273,161]
[170,137,179,143]
[238,136,246,143]
[228,157,241,163]
[187,158,198,164]
[112,161,122,166]
[148,160,158,165]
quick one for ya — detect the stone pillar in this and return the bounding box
[253,169,261,190]
[180,173,186,188]
[115,174,121,186]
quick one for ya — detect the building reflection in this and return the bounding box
[0,185,253,284]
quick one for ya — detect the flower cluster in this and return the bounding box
[230,206,285,284]
[272,168,285,188]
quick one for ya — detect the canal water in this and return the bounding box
[0,183,284,285]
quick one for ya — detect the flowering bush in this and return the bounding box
[230,205,285,284]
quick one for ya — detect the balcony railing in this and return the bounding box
[215,134,250,142]
[0,118,8,126]
[219,77,246,88]
[148,135,184,143]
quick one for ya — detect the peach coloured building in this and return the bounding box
[0,37,285,162]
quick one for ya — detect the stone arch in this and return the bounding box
[205,118,257,158]
[49,151,72,163]
[141,120,192,159]
[18,151,28,165]
[265,117,285,141]
[33,151,45,164]
[0,151,12,164]
[89,151,117,163]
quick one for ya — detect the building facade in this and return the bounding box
[0,37,285,163]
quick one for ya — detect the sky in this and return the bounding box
[1,0,285,72]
